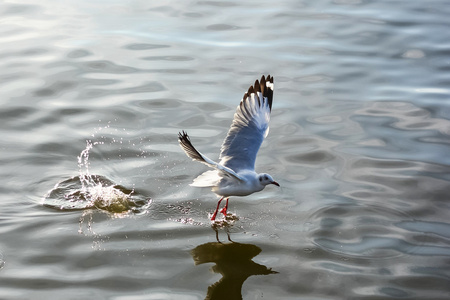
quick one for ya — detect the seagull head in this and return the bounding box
[258,173,280,187]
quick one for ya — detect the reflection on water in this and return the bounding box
[191,238,277,300]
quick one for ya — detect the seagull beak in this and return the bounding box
[271,181,280,187]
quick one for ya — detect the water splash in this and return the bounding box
[210,213,239,228]
[43,140,151,216]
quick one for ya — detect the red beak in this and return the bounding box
[271,181,280,187]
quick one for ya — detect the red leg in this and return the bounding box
[220,198,229,216]
[211,196,224,221]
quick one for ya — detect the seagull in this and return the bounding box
[178,75,279,221]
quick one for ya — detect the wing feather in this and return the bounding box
[178,131,244,181]
[219,75,274,172]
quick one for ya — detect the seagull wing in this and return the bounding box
[219,75,274,172]
[178,131,244,181]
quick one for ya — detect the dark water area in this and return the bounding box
[1,1,449,299]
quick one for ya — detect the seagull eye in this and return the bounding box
[259,177,262,182]
[264,175,268,180]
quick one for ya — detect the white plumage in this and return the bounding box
[179,75,279,221]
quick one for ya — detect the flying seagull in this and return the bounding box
[178,75,279,221]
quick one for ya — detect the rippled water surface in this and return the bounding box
[1,1,450,299]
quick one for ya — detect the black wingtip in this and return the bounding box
[265,74,274,111]
[178,130,206,163]
[179,130,194,149]
[240,75,274,110]
[254,79,261,93]
[259,74,273,111]
[178,130,188,142]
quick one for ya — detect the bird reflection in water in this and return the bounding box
[191,226,277,300]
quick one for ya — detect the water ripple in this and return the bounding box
[306,203,421,258]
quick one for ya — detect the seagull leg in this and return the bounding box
[226,227,235,243]
[220,197,229,217]
[211,196,224,221]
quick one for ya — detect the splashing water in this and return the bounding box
[43,140,151,216]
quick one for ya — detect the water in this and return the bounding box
[1,0,450,299]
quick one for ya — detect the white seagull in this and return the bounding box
[179,75,279,221]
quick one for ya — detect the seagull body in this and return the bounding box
[179,75,279,221]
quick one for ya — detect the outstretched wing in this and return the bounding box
[178,131,243,181]
[219,75,274,172]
